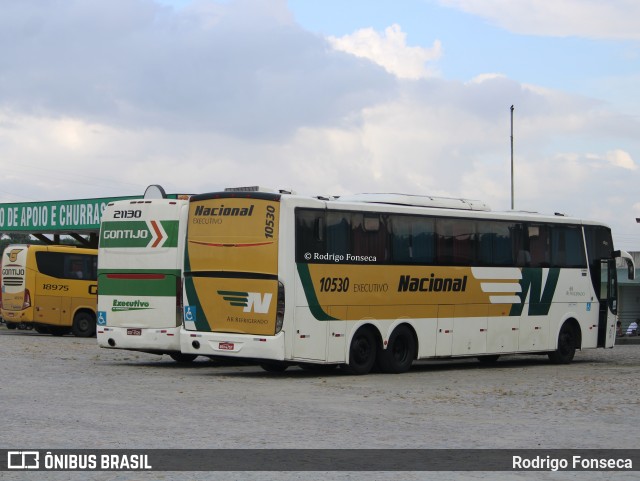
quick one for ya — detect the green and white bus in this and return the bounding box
[97,197,197,362]
[180,189,634,374]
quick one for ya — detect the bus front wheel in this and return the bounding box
[343,328,377,375]
[548,322,577,364]
[72,312,96,338]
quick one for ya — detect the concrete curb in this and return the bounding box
[615,336,640,345]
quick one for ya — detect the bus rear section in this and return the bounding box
[97,199,192,361]
[1,244,98,336]
[180,191,285,360]
[1,245,32,329]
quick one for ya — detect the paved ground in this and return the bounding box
[0,325,638,481]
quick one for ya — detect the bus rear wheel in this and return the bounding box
[379,325,416,374]
[72,312,96,338]
[548,322,577,364]
[343,328,377,375]
[169,353,197,363]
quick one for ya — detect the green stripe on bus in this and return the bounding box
[98,275,177,297]
[296,263,337,321]
[160,220,180,248]
[183,249,211,332]
[98,269,181,276]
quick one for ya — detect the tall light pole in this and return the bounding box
[510,105,515,210]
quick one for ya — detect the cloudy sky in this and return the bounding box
[1,0,639,249]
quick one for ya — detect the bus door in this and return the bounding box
[597,259,617,348]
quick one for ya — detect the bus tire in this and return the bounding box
[260,362,288,373]
[5,322,17,329]
[379,325,416,374]
[343,327,377,375]
[477,355,500,364]
[169,353,198,363]
[299,363,338,372]
[548,322,577,364]
[50,327,70,336]
[72,311,96,338]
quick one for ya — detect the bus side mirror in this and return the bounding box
[614,250,636,281]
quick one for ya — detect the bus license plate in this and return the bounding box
[219,342,234,350]
[127,329,142,336]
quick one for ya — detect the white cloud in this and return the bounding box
[0,0,639,250]
[468,73,507,84]
[605,149,637,170]
[329,24,442,79]
[0,0,393,139]
[439,0,640,40]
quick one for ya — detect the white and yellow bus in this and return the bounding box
[97,198,197,362]
[179,189,634,374]
[1,244,98,336]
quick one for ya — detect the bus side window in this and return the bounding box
[436,218,455,265]
[478,221,513,266]
[511,223,529,267]
[36,252,65,278]
[295,209,325,262]
[326,212,350,257]
[352,214,389,262]
[552,225,586,268]
[91,257,98,280]
[452,219,475,266]
[529,225,550,267]
[390,215,435,264]
[436,218,476,266]
[63,255,98,280]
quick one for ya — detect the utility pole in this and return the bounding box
[510,105,515,210]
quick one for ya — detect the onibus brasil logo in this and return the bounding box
[217,290,272,313]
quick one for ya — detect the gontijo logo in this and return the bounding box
[218,290,272,313]
[100,220,175,249]
[7,248,23,262]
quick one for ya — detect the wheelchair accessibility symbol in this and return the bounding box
[184,306,196,322]
[97,311,107,326]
